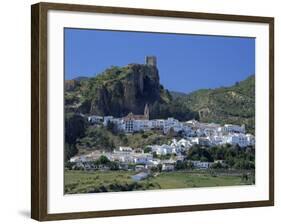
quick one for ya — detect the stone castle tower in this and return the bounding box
[144,103,149,120]
[145,56,157,67]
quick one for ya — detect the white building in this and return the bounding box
[70,155,87,163]
[203,128,218,137]
[118,146,133,153]
[223,133,253,147]
[209,135,224,145]
[170,138,192,152]
[191,160,213,169]
[185,119,200,128]
[190,137,211,146]
[135,165,145,172]
[162,162,175,171]
[163,118,182,134]
[103,116,125,131]
[88,115,103,124]
[221,124,246,134]
[124,119,134,132]
[154,144,174,155]
[133,119,150,132]
[103,116,114,126]
[155,119,165,129]
[182,125,194,136]
[195,129,205,137]
[246,134,255,146]
[117,155,135,163]
[134,154,153,164]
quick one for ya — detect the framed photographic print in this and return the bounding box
[31,2,274,221]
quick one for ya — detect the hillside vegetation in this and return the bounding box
[180,75,255,133]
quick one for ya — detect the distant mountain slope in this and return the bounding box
[182,75,255,133]
[73,76,89,81]
[170,91,187,99]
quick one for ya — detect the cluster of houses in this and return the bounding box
[88,104,193,135]
[69,130,245,174]
[88,104,255,148]
[71,105,256,177]
[69,145,190,173]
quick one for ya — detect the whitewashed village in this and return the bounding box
[69,105,255,181]
[64,34,256,193]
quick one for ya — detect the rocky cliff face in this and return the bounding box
[65,80,79,91]
[66,63,169,117]
[119,64,161,113]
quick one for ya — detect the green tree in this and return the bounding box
[106,121,118,134]
[64,161,75,170]
[109,161,119,170]
[144,147,152,153]
[188,145,214,162]
[65,143,78,161]
[64,113,87,162]
[157,164,163,172]
[65,113,87,144]
[97,155,110,164]
[210,162,223,169]
[175,160,186,170]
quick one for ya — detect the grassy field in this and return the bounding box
[64,170,254,194]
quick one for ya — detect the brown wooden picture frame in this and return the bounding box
[31,2,274,221]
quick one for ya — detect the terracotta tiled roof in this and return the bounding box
[123,112,147,121]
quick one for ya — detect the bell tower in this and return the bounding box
[144,103,149,120]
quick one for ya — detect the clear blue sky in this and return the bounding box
[65,28,255,93]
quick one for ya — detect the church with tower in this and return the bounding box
[123,103,149,121]
[123,104,150,133]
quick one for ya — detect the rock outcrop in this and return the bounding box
[90,64,163,117]
[65,60,172,118]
